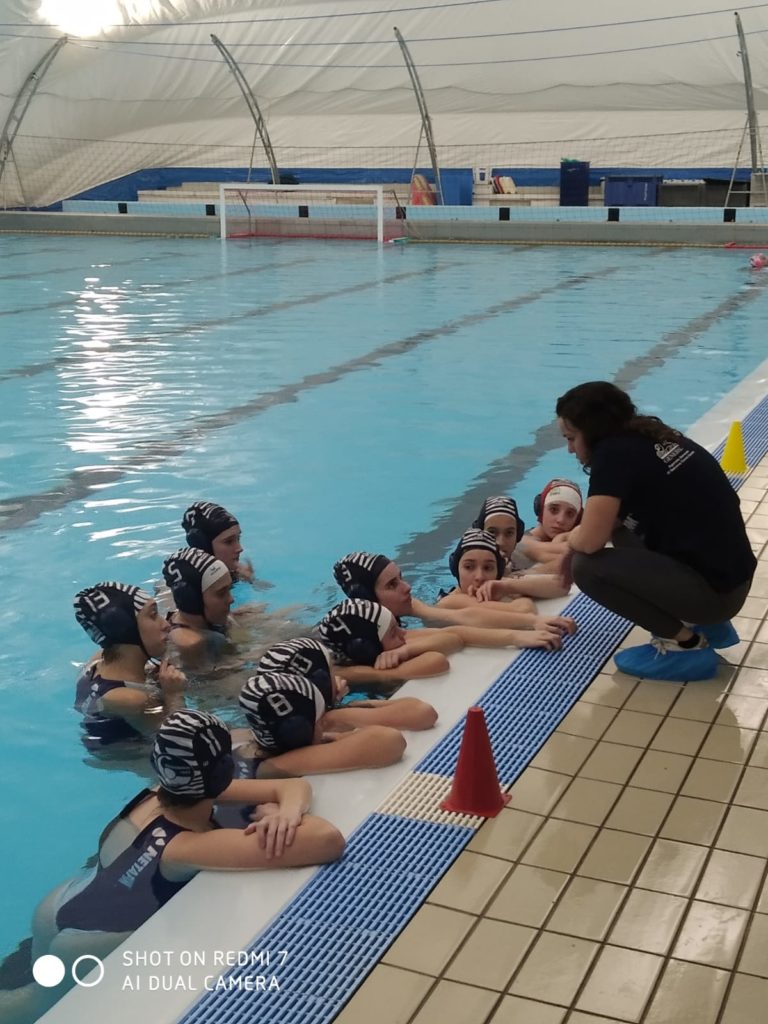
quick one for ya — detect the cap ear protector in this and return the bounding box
[318,600,390,667]
[472,498,524,543]
[162,548,229,617]
[448,529,505,581]
[73,582,151,650]
[332,552,390,602]
[184,525,212,554]
[181,502,238,555]
[240,674,325,753]
[151,710,234,798]
[533,479,584,525]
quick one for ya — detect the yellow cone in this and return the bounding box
[721,421,749,475]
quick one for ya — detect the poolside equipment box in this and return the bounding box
[603,175,662,206]
[559,160,590,206]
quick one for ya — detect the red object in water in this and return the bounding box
[440,707,511,818]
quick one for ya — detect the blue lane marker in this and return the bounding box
[179,390,768,1024]
[182,815,471,1024]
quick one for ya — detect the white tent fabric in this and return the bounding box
[1,0,767,205]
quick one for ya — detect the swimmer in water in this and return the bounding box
[182,500,255,583]
[517,479,584,572]
[162,547,235,670]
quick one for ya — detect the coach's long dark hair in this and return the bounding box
[556,382,681,465]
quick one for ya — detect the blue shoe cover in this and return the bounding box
[694,622,740,649]
[615,641,718,682]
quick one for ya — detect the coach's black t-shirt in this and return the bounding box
[588,432,756,592]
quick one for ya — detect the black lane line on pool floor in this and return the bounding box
[0,252,475,382]
[1,247,706,535]
[0,256,633,530]
[0,253,325,328]
[398,274,768,572]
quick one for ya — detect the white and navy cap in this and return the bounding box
[162,547,230,615]
[181,502,239,553]
[317,599,394,666]
[240,672,326,753]
[448,528,505,580]
[333,551,390,601]
[151,710,233,798]
[257,637,335,709]
[74,582,151,648]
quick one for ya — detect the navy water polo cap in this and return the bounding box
[318,599,395,666]
[472,496,524,542]
[162,547,230,615]
[448,529,505,580]
[333,551,390,601]
[151,710,233,798]
[240,673,326,753]
[182,501,239,553]
[257,637,335,710]
[74,581,152,648]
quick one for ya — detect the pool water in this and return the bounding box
[1,233,766,960]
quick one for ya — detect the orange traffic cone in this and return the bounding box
[440,707,511,817]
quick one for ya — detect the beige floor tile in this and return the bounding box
[749,575,768,596]
[577,741,644,784]
[644,960,729,1024]
[623,680,681,716]
[520,819,596,873]
[720,641,752,667]
[695,849,765,910]
[509,932,598,1006]
[605,786,674,835]
[721,973,768,1023]
[579,673,636,708]
[738,913,768,977]
[681,757,742,802]
[716,694,768,730]
[672,900,750,969]
[735,615,761,641]
[383,904,476,975]
[468,807,544,860]
[568,1016,629,1024]
[547,876,626,940]
[636,839,708,896]
[609,888,687,954]
[617,624,650,648]
[749,732,768,768]
[333,965,433,1024]
[718,805,768,857]
[578,828,652,884]
[650,717,709,756]
[630,750,693,793]
[486,864,569,927]
[551,777,621,826]
[507,768,571,814]
[410,980,498,1024]
[756,873,768,913]
[576,946,663,1022]
[738,596,767,618]
[444,919,535,991]
[557,701,617,740]
[428,851,512,914]
[743,643,768,670]
[529,732,596,775]
[659,795,726,845]
[699,725,757,764]
[488,995,566,1024]
[601,708,663,747]
[733,661,768,692]
[734,765,768,810]
[670,683,730,723]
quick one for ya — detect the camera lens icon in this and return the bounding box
[33,954,105,988]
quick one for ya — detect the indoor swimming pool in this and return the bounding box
[1,231,767,972]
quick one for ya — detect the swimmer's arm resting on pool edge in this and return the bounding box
[162,777,344,869]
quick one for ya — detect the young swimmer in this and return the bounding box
[182,500,254,583]
[257,636,437,731]
[470,499,570,599]
[518,479,584,569]
[237,670,408,776]
[318,597,564,688]
[162,547,235,670]
[438,529,573,610]
[3,711,343,1024]
[73,582,186,746]
[334,551,575,638]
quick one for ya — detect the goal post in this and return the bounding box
[218,183,395,243]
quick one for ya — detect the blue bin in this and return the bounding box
[604,175,662,207]
[560,160,590,206]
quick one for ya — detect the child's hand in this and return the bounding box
[535,615,577,637]
[470,580,505,602]
[156,659,187,692]
[235,558,255,584]
[512,628,563,650]
[374,648,407,670]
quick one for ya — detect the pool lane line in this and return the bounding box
[0,253,324,327]
[0,248,205,285]
[0,256,639,531]
[397,273,768,572]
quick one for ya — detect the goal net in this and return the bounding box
[219,183,398,243]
